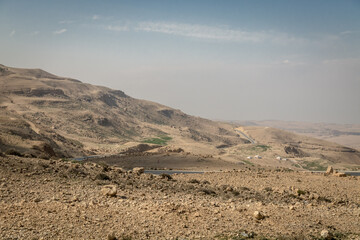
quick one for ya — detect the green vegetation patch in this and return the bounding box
[301,160,327,171]
[142,135,172,145]
[243,160,254,166]
[251,145,271,152]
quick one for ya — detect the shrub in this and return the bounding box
[142,135,172,145]
[297,189,307,196]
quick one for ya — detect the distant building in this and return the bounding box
[247,156,252,159]
[254,155,262,159]
[276,156,282,160]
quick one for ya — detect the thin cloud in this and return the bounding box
[53,28,67,35]
[59,20,74,24]
[135,22,306,44]
[92,15,100,20]
[107,25,129,32]
[340,30,359,35]
[9,30,15,37]
[31,31,39,36]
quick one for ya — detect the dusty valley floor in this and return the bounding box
[1,155,359,240]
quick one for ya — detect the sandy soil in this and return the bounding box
[1,155,359,240]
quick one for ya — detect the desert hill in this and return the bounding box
[236,120,360,150]
[237,126,360,166]
[1,64,360,170]
[0,64,246,159]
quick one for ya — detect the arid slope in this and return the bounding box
[0,64,245,158]
[1,64,360,170]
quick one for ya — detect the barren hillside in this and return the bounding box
[1,64,360,170]
[0,64,246,158]
[237,120,360,150]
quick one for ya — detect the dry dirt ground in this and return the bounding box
[1,155,359,240]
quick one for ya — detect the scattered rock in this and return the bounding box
[320,229,332,239]
[107,232,117,240]
[188,179,200,184]
[114,167,125,173]
[133,167,144,175]
[326,166,334,175]
[95,173,111,180]
[101,185,117,197]
[253,211,265,220]
[334,172,347,177]
[159,173,172,180]
[202,180,210,184]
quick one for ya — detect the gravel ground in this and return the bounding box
[0,156,359,239]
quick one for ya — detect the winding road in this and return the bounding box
[235,128,256,144]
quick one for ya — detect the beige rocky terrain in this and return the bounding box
[1,64,360,171]
[236,120,360,151]
[228,126,360,171]
[1,64,360,239]
[0,64,245,159]
[1,155,359,239]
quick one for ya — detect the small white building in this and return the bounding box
[247,156,252,159]
[254,155,262,159]
[276,156,282,160]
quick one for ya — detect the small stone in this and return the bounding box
[326,166,334,175]
[133,167,145,175]
[253,211,265,220]
[289,206,295,210]
[114,167,125,173]
[321,229,332,239]
[240,232,249,238]
[101,185,117,197]
[71,196,79,202]
[107,232,117,240]
[334,172,347,177]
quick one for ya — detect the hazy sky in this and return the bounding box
[1,0,359,124]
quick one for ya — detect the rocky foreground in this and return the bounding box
[0,156,359,239]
